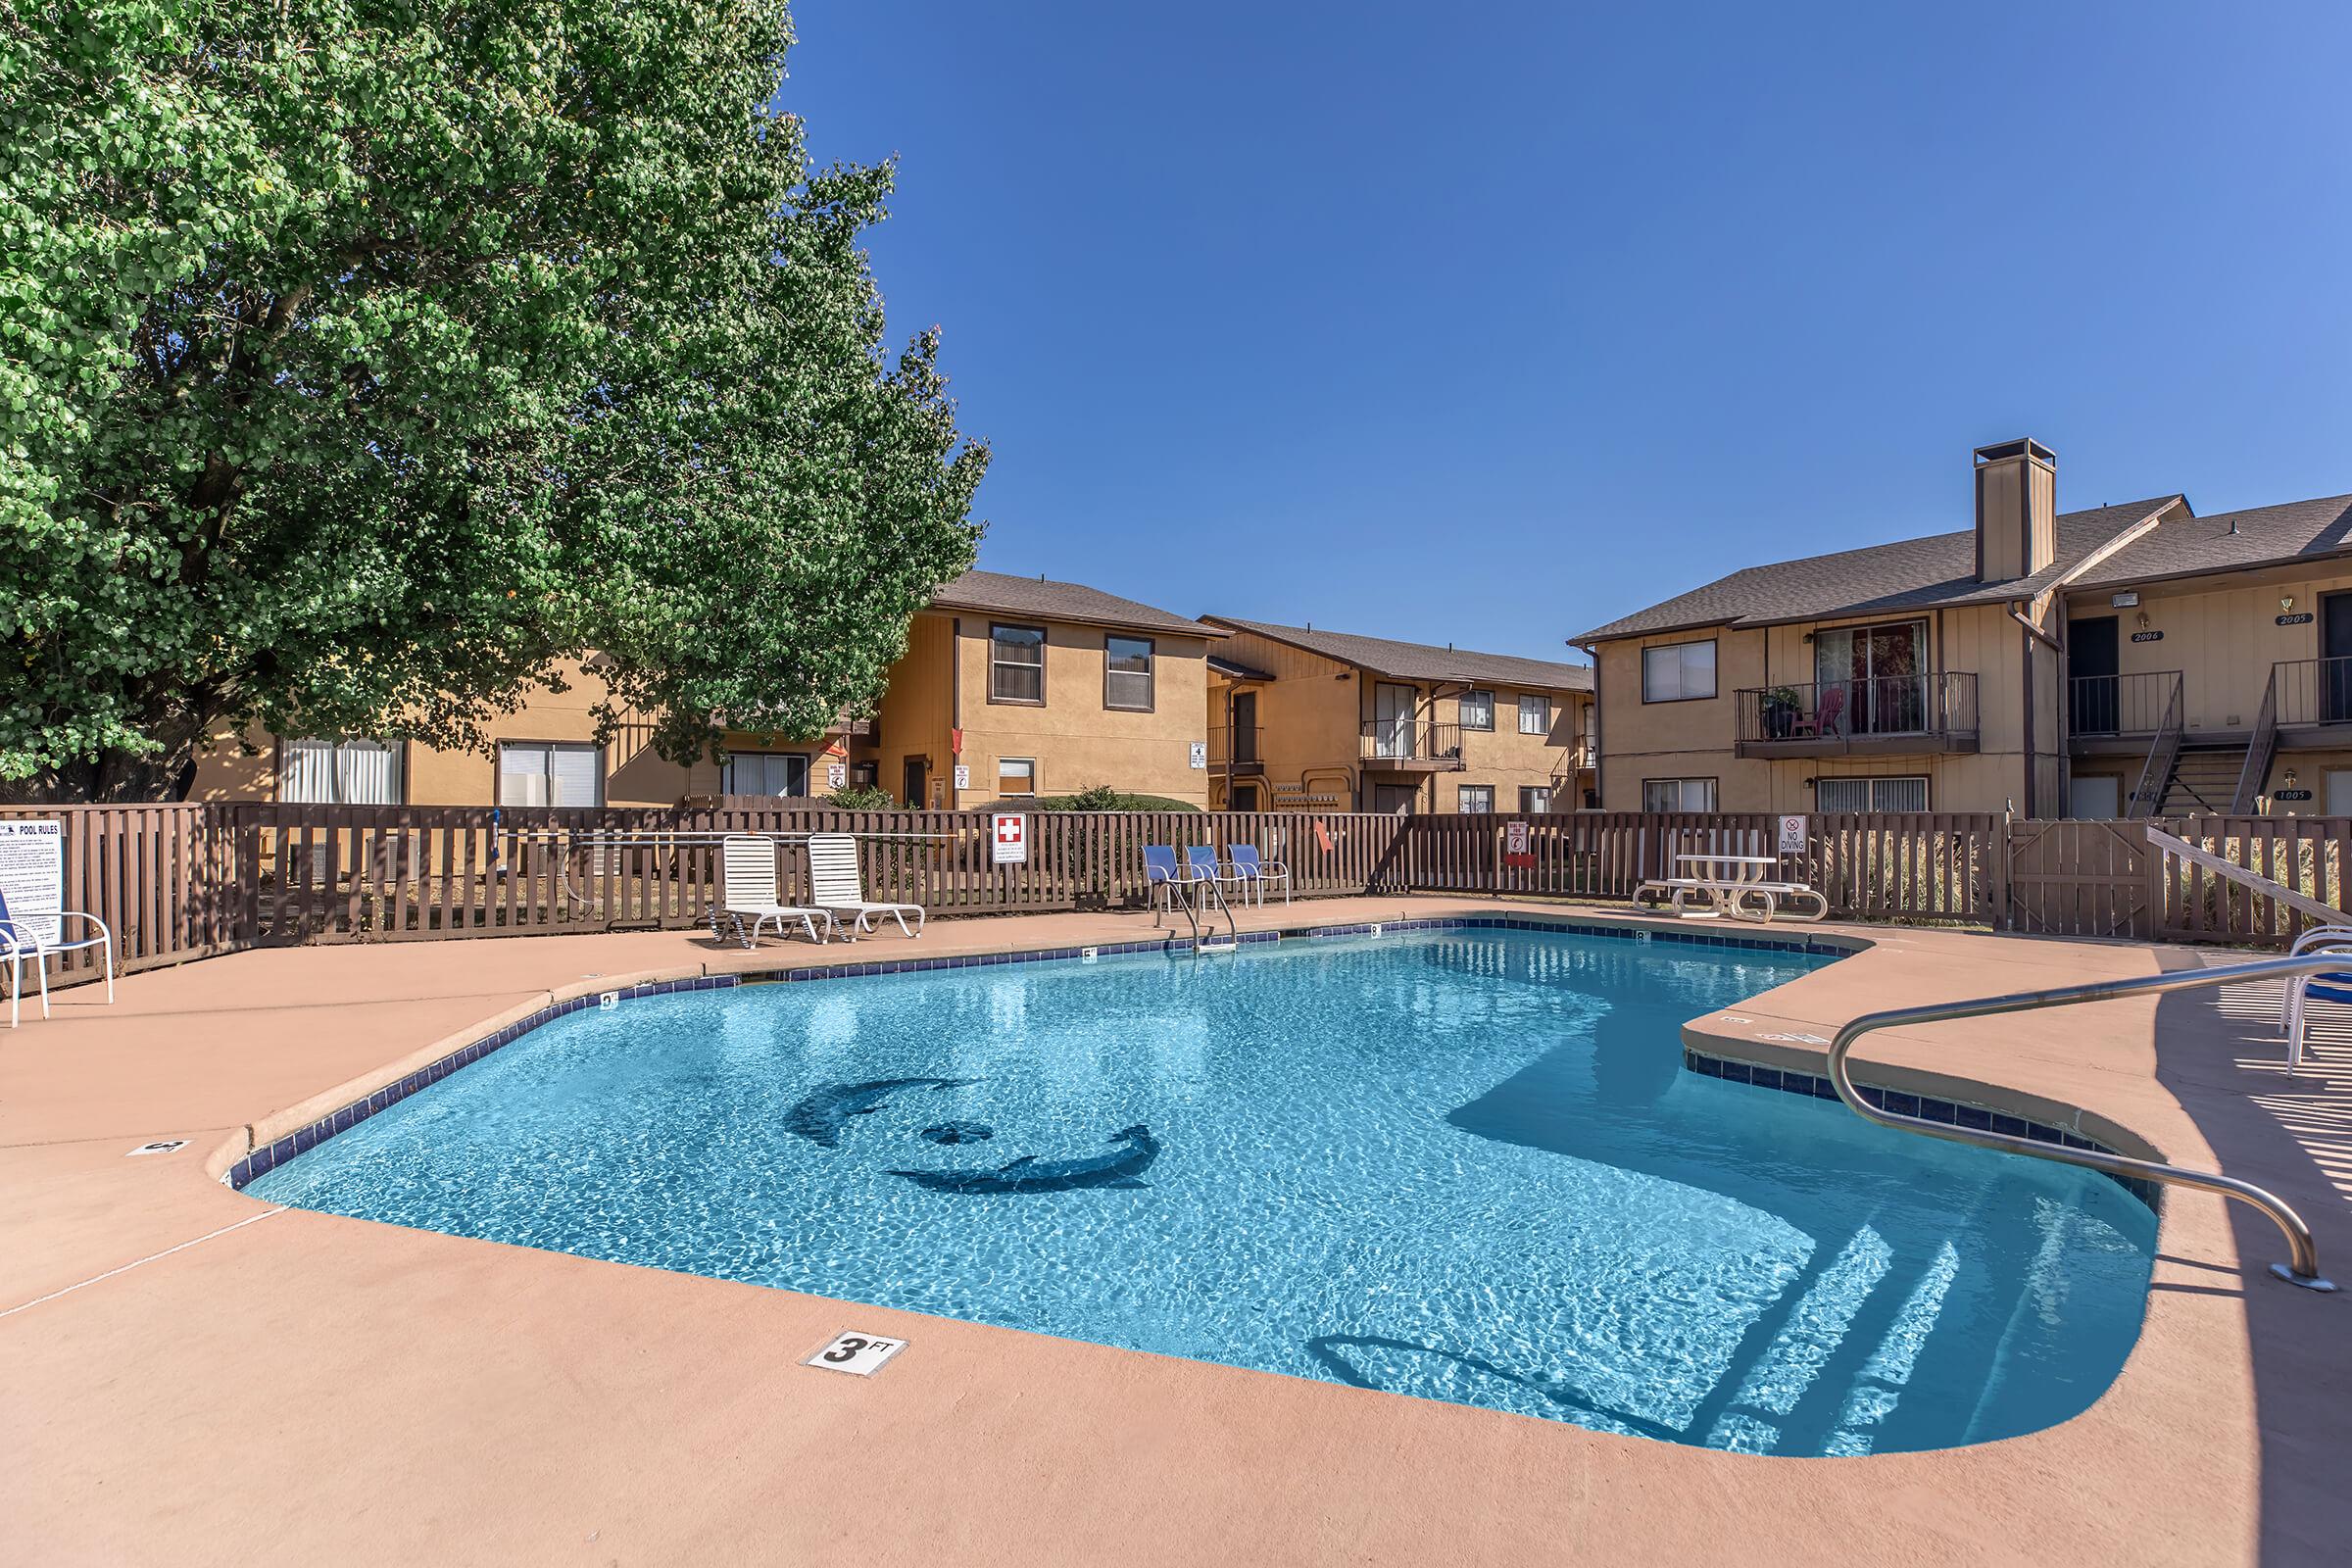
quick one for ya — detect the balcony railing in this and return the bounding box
[1359,720,1465,769]
[2069,670,2182,736]
[1735,673,1979,753]
[2272,657,2352,728]
[1206,724,1265,771]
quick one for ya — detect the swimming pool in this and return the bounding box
[249,926,2155,1455]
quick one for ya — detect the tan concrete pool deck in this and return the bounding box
[2,898,2346,1565]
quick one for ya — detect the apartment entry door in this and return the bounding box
[2071,615,2119,734]
[1231,691,1259,763]
[1372,683,1417,760]
[1372,783,1418,814]
[2326,593,2352,722]
[903,758,927,809]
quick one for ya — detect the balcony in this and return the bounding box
[1734,673,1979,758]
[2272,657,2352,734]
[1207,724,1265,774]
[2069,670,2181,750]
[1359,720,1465,771]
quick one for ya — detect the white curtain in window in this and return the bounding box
[724,753,808,797]
[499,743,604,807]
[283,738,400,805]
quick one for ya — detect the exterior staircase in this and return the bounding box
[2157,741,2252,816]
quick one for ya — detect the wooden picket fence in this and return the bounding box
[5,802,2347,989]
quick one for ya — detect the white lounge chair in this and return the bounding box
[716,835,834,948]
[0,886,114,1029]
[808,832,925,939]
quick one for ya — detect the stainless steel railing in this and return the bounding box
[1827,954,2343,1291]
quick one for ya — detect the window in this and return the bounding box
[1641,640,1717,702]
[498,742,604,807]
[1642,777,1717,813]
[1458,690,1494,731]
[2068,775,2121,821]
[997,758,1036,797]
[1518,694,1550,735]
[850,761,878,789]
[722,752,809,798]
[1815,776,1929,813]
[990,623,1046,704]
[1458,785,1494,813]
[1519,786,1551,813]
[1104,635,1154,710]
[280,738,403,805]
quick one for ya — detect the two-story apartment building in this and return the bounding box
[1576,437,2352,818]
[1197,617,1593,813]
[854,571,1222,809]
[191,569,1223,809]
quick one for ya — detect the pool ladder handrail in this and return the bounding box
[1178,860,1240,955]
[1827,953,2342,1292]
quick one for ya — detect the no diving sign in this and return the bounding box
[992,811,1027,864]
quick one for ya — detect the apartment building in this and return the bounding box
[1197,617,1593,813]
[191,569,1223,809]
[853,571,1222,809]
[1576,437,2352,818]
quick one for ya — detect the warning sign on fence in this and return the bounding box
[1779,814,1808,854]
[1502,819,1535,868]
[992,811,1027,865]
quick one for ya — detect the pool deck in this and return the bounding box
[3,897,2346,1565]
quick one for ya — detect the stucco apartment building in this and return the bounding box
[1198,617,1593,814]
[855,570,1221,810]
[192,569,1223,810]
[1576,438,2352,819]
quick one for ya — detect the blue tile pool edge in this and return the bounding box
[225,912,2146,1211]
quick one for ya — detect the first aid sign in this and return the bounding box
[992,811,1028,864]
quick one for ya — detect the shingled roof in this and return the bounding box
[1200,616,1593,691]
[930,570,1224,638]
[2067,494,2352,588]
[1572,497,2184,643]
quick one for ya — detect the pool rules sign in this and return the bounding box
[0,819,65,945]
[992,811,1027,865]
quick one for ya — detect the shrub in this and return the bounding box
[1028,784,1200,812]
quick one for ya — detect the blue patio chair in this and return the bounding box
[1144,845,1194,927]
[1186,844,1248,904]
[2282,925,2352,1075]
[0,886,115,1030]
[1227,844,1290,906]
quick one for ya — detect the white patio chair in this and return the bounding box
[0,886,114,1029]
[717,835,834,948]
[2280,924,2352,1075]
[807,832,925,939]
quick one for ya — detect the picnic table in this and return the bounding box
[1632,851,1828,924]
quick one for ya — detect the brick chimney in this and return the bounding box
[1974,439,2057,582]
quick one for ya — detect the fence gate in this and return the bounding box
[2004,819,2151,939]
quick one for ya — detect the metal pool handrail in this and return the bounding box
[1826,954,2344,1292]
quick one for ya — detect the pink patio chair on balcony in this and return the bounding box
[1792,683,1846,740]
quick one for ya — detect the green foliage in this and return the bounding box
[824,783,894,810]
[1030,784,1200,813]
[0,0,985,798]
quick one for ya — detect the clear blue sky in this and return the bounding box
[779,1,2352,662]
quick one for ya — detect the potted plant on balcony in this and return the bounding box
[1760,686,1801,740]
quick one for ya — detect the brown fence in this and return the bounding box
[7,804,2349,989]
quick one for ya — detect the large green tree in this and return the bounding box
[0,0,985,800]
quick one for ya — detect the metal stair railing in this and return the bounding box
[1828,953,2342,1291]
[2126,675,2184,819]
[2230,667,2279,815]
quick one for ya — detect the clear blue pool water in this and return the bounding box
[251,929,2155,1454]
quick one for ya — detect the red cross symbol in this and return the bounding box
[995,813,1024,846]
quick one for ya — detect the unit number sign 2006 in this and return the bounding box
[805,1331,908,1377]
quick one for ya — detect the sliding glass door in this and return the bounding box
[1814,620,1927,736]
